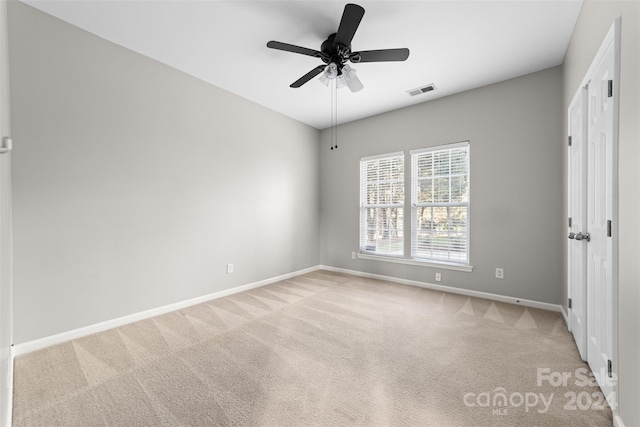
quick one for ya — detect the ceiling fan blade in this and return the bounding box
[267,41,323,58]
[351,48,410,63]
[290,65,326,88]
[334,3,365,47]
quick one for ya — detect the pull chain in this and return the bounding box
[330,78,338,150]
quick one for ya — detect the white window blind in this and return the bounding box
[360,152,404,257]
[411,142,470,264]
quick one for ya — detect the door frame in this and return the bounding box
[566,18,620,410]
[0,0,12,426]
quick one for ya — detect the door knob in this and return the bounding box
[574,232,591,242]
[568,232,576,239]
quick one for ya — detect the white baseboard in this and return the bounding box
[13,265,320,357]
[320,265,564,314]
[14,264,566,357]
[613,411,625,427]
[560,306,569,328]
[3,346,13,427]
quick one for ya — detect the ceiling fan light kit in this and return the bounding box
[266,3,410,92]
[324,63,339,80]
[318,64,363,92]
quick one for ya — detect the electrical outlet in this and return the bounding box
[227,263,233,274]
[496,268,504,279]
[435,272,442,282]
[351,252,356,259]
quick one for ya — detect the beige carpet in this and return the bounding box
[13,270,612,426]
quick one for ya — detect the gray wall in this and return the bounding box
[8,2,320,344]
[320,66,564,305]
[562,1,640,425]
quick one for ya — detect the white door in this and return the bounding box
[567,21,618,410]
[586,36,616,406]
[567,88,587,361]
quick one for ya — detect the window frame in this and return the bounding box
[359,151,405,258]
[410,141,470,266]
[357,142,472,272]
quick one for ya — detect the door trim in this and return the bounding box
[567,18,620,411]
[0,0,12,425]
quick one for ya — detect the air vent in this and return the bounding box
[407,84,436,97]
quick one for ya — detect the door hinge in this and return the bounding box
[568,136,572,146]
[607,220,612,237]
[608,360,612,378]
[0,137,12,154]
[608,80,613,98]
[568,217,572,228]
[568,298,572,309]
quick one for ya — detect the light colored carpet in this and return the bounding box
[13,270,612,426]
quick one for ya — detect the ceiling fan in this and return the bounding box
[266,3,410,92]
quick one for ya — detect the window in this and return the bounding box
[411,142,470,264]
[358,142,470,268]
[359,152,404,257]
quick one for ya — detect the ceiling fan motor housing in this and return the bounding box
[320,33,355,71]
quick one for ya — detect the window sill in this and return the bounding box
[356,253,474,272]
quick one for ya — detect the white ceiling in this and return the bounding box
[22,0,583,129]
